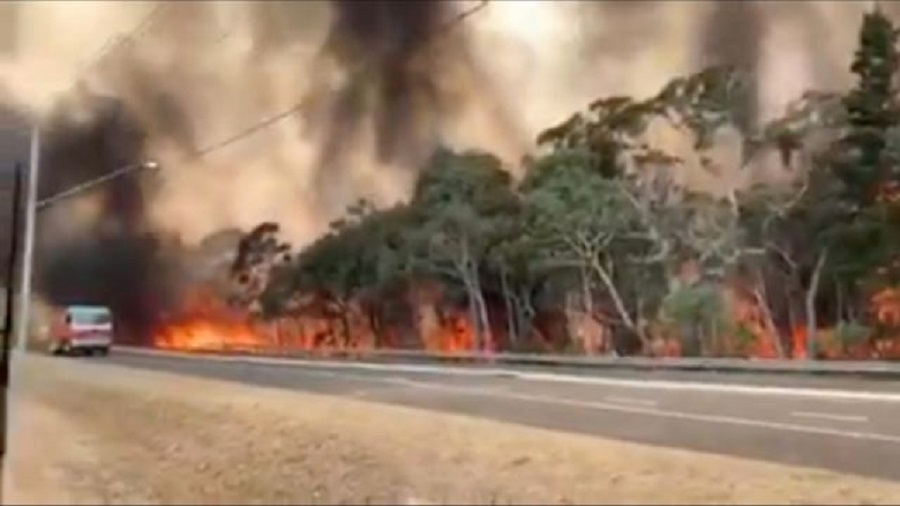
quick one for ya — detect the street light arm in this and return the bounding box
[36,160,159,209]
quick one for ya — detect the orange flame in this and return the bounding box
[154,288,271,351]
[153,284,483,355]
[154,279,900,361]
[869,287,900,359]
[422,312,476,353]
[155,319,266,351]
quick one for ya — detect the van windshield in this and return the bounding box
[68,307,112,326]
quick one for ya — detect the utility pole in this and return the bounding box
[1,163,24,504]
[13,126,38,353]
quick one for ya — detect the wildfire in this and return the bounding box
[869,286,900,359]
[155,318,266,352]
[422,312,477,354]
[153,282,489,356]
[729,293,780,359]
[152,278,900,360]
[154,288,272,352]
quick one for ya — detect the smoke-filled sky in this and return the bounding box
[0,0,895,337]
[2,1,892,241]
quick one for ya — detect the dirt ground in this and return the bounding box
[5,355,900,505]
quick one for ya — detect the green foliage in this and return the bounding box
[829,9,900,286]
[521,151,636,264]
[838,8,900,203]
[660,283,728,356]
[834,320,872,349]
[733,324,758,350]
[406,148,519,282]
[536,66,747,177]
[651,65,750,150]
[660,283,724,324]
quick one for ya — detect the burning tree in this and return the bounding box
[404,148,520,352]
[519,149,647,352]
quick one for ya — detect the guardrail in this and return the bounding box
[114,345,900,380]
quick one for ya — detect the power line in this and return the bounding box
[192,0,492,159]
[72,3,173,83]
[196,104,305,157]
[75,2,250,83]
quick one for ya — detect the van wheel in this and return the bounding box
[96,347,109,357]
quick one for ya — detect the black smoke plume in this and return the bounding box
[311,1,457,202]
[28,0,469,344]
[34,91,179,345]
[699,1,763,133]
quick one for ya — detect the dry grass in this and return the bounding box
[5,355,900,505]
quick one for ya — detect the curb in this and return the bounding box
[110,346,900,380]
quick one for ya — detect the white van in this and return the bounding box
[48,305,113,356]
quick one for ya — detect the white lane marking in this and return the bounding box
[128,348,504,377]
[509,370,900,404]
[119,347,900,403]
[603,396,658,408]
[388,376,511,394]
[362,375,900,445]
[790,411,869,423]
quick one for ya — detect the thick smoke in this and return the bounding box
[309,1,450,208]
[700,1,763,133]
[34,92,177,344]
[0,1,896,343]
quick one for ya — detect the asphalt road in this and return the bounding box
[101,349,900,481]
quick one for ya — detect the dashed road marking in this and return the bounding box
[603,396,658,408]
[790,411,869,423]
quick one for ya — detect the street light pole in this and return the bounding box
[13,126,39,353]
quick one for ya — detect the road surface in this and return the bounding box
[102,349,900,481]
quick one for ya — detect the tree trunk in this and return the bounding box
[475,289,492,352]
[465,281,481,351]
[806,249,829,360]
[468,262,492,353]
[339,311,351,349]
[500,268,518,345]
[697,322,707,357]
[753,280,785,358]
[835,277,844,322]
[590,257,649,352]
[515,287,538,349]
[367,305,382,347]
[580,265,594,315]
